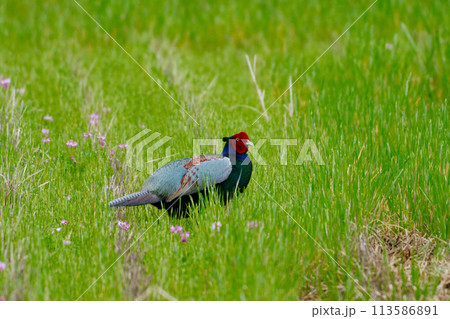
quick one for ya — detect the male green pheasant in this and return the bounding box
[109,132,253,217]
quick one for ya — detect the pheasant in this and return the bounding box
[109,132,254,217]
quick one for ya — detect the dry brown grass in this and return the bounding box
[299,222,449,301]
[433,258,450,300]
[358,224,449,300]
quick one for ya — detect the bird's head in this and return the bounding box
[222,132,254,156]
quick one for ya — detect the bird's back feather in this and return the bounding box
[142,154,230,201]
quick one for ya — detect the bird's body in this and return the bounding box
[109,132,253,217]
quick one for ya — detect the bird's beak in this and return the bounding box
[244,139,254,147]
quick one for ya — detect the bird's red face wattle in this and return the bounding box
[231,132,252,154]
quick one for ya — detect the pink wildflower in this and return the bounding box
[0,261,6,271]
[170,225,183,234]
[83,131,93,138]
[67,195,71,200]
[60,220,67,225]
[63,240,72,245]
[17,88,25,95]
[43,115,53,121]
[110,149,116,156]
[1,78,11,89]
[66,140,78,148]
[211,221,222,232]
[89,113,99,125]
[180,231,190,242]
[98,133,106,148]
[118,143,128,149]
[118,220,130,230]
[41,138,51,143]
[248,221,264,229]
[70,155,76,163]
[42,128,49,136]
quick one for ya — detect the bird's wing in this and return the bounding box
[165,156,232,202]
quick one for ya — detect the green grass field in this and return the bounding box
[0,0,449,300]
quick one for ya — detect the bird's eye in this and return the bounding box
[236,138,240,141]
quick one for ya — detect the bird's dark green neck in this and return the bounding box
[222,141,249,162]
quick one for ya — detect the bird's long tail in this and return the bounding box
[109,190,161,207]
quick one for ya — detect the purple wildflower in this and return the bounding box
[63,240,72,245]
[66,140,78,148]
[118,220,130,230]
[110,149,116,156]
[67,195,71,200]
[170,225,183,234]
[70,155,76,163]
[1,78,11,89]
[43,115,53,121]
[42,128,49,136]
[89,112,99,125]
[180,231,190,242]
[385,43,394,50]
[118,143,128,149]
[17,88,25,95]
[0,261,6,271]
[41,138,51,143]
[83,131,93,138]
[60,220,67,225]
